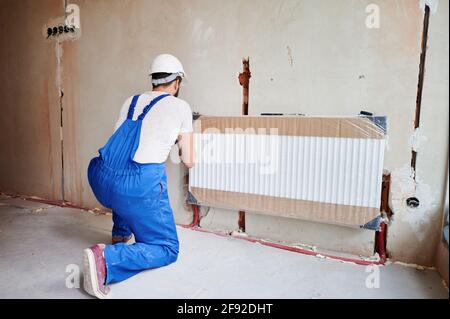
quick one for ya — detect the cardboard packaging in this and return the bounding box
[188,115,387,229]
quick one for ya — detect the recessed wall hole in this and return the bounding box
[406,197,420,209]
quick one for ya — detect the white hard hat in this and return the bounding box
[149,54,186,82]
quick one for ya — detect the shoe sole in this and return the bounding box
[83,248,109,299]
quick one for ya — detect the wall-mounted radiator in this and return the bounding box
[188,116,387,229]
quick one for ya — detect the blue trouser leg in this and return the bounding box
[104,176,179,284]
[112,211,132,238]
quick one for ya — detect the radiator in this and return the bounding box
[188,116,387,229]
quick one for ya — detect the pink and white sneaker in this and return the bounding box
[83,244,110,299]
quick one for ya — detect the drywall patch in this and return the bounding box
[420,0,439,13]
[390,165,437,241]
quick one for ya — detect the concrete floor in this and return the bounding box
[0,196,448,299]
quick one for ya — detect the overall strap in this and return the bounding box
[138,94,170,121]
[127,95,140,120]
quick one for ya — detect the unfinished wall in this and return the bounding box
[0,0,448,265]
[60,0,197,221]
[388,0,449,265]
[0,0,63,200]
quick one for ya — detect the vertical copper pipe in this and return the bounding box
[376,223,387,262]
[411,5,430,177]
[239,58,251,115]
[189,204,200,228]
[237,58,251,231]
[380,171,392,217]
[376,171,392,262]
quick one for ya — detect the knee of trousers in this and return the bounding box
[164,244,179,265]
[138,244,179,267]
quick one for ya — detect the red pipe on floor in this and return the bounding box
[1,192,104,212]
[178,223,384,266]
[178,205,385,267]
[4,191,385,266]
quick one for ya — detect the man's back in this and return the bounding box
[114,91,193,164]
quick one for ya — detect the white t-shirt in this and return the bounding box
[114,91,193,164]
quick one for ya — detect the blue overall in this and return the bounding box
[87,94,179,284]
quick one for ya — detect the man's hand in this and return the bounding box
[178,132,195,169]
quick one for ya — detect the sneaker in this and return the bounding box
[83,244,110,299]
[112,235,133,245]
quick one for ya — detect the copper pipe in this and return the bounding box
[237,58,251,232]
[411,5,430,176]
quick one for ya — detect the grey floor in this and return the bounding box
[0,196,448,299]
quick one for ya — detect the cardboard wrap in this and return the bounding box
[189,116,387,229]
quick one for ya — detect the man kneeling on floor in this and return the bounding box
[83,54,195,298]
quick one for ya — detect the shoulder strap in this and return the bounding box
[138,94,171,121]
[127,95,140,120]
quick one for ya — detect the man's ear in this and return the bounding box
[171,80,178,93]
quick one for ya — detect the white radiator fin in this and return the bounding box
[190,134,385,209]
